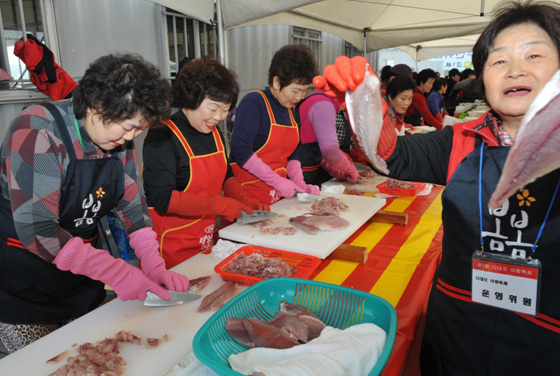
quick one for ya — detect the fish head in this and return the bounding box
[489,69,560,210]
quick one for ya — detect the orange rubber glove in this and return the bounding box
[223,176,270,211]
[167,190,253,222]
[313,56,374,107]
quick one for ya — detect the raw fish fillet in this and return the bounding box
[289,216,319,235]
[279,300,318,318]
[225,317,255,347]
[345,71,388,174]
[188,275,211,294]
[489,70,560,210]
[300,214,350,231]
[197,281,239,313]
[243,318,298,349]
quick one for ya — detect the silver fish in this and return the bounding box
[489,69,560,210]
[345,72,389,175]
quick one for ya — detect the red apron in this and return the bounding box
[231,90,300,205]
[149,120,227,268]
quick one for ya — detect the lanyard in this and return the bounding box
[73,116,84,152]
[478,141,560,259]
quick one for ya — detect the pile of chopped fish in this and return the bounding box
[49,330,168,376]
[310,197,349,216]
[251,214,297,236]
[359,169,377,178]
[225,301,326,349]
[385,178,417,189]
[225,252,297,279]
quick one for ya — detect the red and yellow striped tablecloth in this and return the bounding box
[311,185,444,376]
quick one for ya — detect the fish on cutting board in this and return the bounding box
[489,69,560,210]
[299,214,350,231]
[188,275,211,294]
[345,70,388,175]
[289,215,319,235]
[197,281,240,313]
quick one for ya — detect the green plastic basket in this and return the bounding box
[192,278,397,376]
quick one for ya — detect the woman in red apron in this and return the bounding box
[0,54,189,353]
[317,3,560,374]
[229,44,321,205]
[143,56,266,269]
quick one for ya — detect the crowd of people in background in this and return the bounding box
[376,63,484,134]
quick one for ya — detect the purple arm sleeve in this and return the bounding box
[308,101,344,164]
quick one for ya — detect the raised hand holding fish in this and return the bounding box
[345,70,389,175]
[316,57,391,175]
[489,69,560,210]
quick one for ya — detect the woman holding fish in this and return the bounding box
[316,1,560,375]
[229,44,321,205]
[0,54,190,353]
[142,56,266,269]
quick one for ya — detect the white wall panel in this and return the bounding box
[53,0,166,78]
[226,24,290,101]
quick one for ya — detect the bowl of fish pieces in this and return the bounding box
[193,277,397,376]
[214,245,321,286]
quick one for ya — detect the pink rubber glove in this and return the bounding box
[129,228,190,292]
[321,153,359,183]
[286,159,321,195]
[54,237,170,301]
[242,153,301,198]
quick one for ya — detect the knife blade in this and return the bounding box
[296,192,323,202]
[144,290,201,307]
[236,210,278,224]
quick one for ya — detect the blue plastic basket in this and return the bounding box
[192,278,397,376]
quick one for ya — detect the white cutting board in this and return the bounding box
[321,164,387,193]
[322,175,387,193]
[0,254,242,376]
[219,193,386,259]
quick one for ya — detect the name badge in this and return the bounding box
[472,250,541,316]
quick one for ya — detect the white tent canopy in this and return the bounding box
[149,0,526,61]
[221,0,504,53]
[400,34,481,62]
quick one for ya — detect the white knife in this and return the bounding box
[144,290,201,307]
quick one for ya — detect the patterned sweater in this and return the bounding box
[0,99,151,262]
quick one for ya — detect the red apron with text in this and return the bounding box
[231,90,300,205]
[149,120,227,268]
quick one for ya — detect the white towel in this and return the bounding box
[228,323,387,376]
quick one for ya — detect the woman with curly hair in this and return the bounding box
[0,53,189,352]
[229,44,321,205]
[142,56,266,268]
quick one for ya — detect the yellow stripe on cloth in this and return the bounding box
[313,196,414,285]
[369,191,443,306]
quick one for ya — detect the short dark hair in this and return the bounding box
[460,68,475,80]
[473,1,560,95]
[449,68,460,77]
[268,44,318,88]
[432,77,447,91]
[386,76,416,100]
[416,68,437,85]
[73,53,172,127]
[380,65,392,82]
[175,55,239,109]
